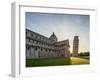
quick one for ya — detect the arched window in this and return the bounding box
[27,47,29,50]
[41,48,43,51]
[31,33,33,36]
[35,47,37,50]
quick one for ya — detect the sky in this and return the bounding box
[26,12,90,53]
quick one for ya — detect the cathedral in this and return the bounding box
[26,29,71,59]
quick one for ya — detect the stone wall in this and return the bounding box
[26,29,70,59]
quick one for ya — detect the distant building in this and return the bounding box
[72,36,79,57]
[26,29,70,59]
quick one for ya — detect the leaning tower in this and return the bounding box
[72,36,79,57]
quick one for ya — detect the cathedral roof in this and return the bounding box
[49,32,58,42]
[50,32,56,38]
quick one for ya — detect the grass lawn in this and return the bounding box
[26,57,71,67]
[70,57,89,65]
[78,56,90,60]
[26,57,89,67]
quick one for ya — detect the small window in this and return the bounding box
[41,48,43,51]
[31,34,33,36]
[35,47,37,50]
[27,47,29,50]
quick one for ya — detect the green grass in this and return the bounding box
[26,57,71,67]
[78,56,90,60]
[26,57,90,67]
[70,57,89,65]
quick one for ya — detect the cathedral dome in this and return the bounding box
[49,32,58,42]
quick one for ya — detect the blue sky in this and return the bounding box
[26,12,89,53]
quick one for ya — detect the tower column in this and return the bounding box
[72,36,79,57]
